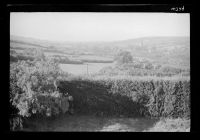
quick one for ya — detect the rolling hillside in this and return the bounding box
[10,35,190,67]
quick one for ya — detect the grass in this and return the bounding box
[144,118,190,132]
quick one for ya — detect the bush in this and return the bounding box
[159,66,182,75]
[10,59,71,130]
[51,55,84,64]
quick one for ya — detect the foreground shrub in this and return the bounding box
[10,59,71,130]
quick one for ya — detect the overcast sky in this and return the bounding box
[10,12,190,42]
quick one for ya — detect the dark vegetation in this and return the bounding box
[10,54,35,62]
[80,59,113,63]
[52,55,84,64]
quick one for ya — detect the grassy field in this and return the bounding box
[59,63,114,75]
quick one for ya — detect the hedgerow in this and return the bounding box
[98,63,190,77]
[108,78,190,118]
[60,76,190,118]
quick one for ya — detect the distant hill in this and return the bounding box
[10,35,190,67]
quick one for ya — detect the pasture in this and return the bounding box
[59,63,113,75]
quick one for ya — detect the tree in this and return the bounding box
[115,51,133,65]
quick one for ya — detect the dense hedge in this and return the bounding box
[99,64,190,77]
[81,59,113,63]
[110,79,190,118]
[59,77,190,118]
[10,55,35,62]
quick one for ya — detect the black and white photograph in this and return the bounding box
[9,10,190,132]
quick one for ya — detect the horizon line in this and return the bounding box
[10,34,190,43]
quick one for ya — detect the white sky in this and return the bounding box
[10,12,190,42]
